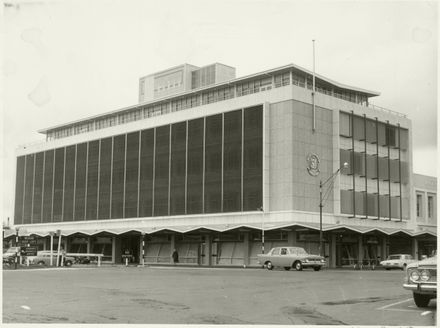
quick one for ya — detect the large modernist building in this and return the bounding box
[9,62,437,266]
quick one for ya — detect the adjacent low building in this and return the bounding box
[8,62,436,267]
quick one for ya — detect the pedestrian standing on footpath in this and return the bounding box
[172,249,179,265]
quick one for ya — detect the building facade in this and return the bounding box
[9,62,436,266]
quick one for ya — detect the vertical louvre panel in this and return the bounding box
[378,122,387,146]
[63,146,76,221]
[14,156,25,224]
[340,190,354,215]
[354,191,366,216]
[204,114,222,213]
[74,143,87,220]
[187,118,204,214]
[42,150,54,223]
[366,155,377,179]
[367,193,378,217]
[98,138,112,220]
[154,126,170,216]
[400,129,409,150]
[23,154,34,223]
[339,112,352,137]
[112,135,126,219]
[365,119,377,143]
[378,157,389,180]
[86,141,99,220]
[125,132,140,218]
[379,195,390,218]
[243,106,263,211]
[223,110,242,212]
[32,152,44,223]
[139,129,154,217]
[390,160,400,182]
[339,149,353,175]
[53,148,65,222]
[352,115,365,141]
[170,122,186,215]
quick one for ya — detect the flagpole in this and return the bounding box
[312,39,316,132]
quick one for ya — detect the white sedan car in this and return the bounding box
[380,254,415,270]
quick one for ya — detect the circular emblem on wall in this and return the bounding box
[306,153,320,177]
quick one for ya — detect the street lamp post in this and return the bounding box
[258,207,265,254]
[319,162,349,257]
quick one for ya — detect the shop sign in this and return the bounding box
[21,246,38,256]
[18,236,37,247]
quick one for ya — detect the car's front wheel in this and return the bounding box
[266,261,273,270]
[64,260,73,267]
[413,293,431,308]
[37,261,45,266]
[294,261,303,271]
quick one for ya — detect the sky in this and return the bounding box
[1,0,438,226]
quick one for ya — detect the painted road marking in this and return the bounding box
[377,298,413,310]
[421,311,432,316]
[21,305,31,310]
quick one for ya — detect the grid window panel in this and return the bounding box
[23,154,35,224]
[32,152,44,223]
[86,141,99,220]
[52,148,65,222]
[125,132,140,218]
[187,118,204,214]
[154,126,170,216]
[223,110,242,212]
[243,106,263,211]
[139,129,154,217]
[170,122,186,215]
[63,146,76,222]
[204,114,222,213]
[353,152,365,176]
[14,156,25,224]
[74,143,87,220]
[42,150,54,222]
[111,135,126,219]
[98,138,112,220]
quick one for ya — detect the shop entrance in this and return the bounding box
[120,236,139,264]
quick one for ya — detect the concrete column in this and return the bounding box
[412,238,418,260]
[330,233,337,268]
[243,232,249,266]
[87,237,91,254]
[140,233,146,266]
[358,235,363,266]
[170,234,176,263]
[381,236,387,261]
[63,238,68,253]
[114,237,122,264]
[287,230,297,246]
[111,236,116,263]
[205,234,212,266]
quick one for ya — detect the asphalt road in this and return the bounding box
[2,265,437,325]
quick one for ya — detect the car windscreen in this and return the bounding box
[388,255,401,260]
